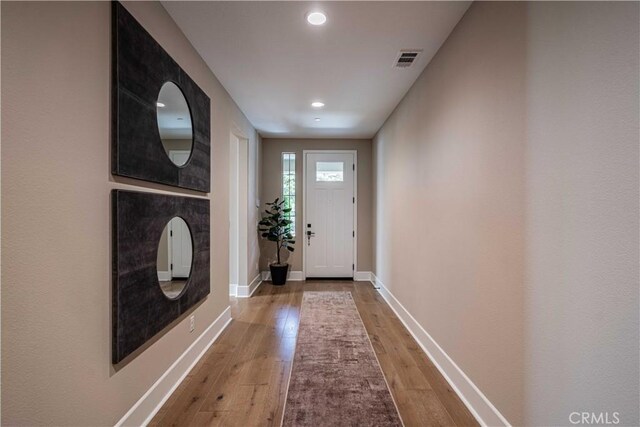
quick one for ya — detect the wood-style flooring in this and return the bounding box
[150,281,478,427]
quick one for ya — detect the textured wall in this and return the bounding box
[523,2,639,425]
[259,139,373,272]
[1,1,259,424]
[374,2,527,422]
[374,1,639,425]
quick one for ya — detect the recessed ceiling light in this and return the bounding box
[314,118,321,122]
[156,102,165,108]
[311,101,325,108]
[306,11,326,26]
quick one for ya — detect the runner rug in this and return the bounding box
[282,291,403,426]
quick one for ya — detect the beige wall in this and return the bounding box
[1,1,260,425]
[260,139,373,272]
[375,2,526,422]
[523,2,639,425]
[374,1,638,425]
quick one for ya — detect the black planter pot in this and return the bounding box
[269,264,289,286]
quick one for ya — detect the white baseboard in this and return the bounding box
[370,274,510,427]
[157,271,171,281]
[229,283,238,297]
[354,271,372,282]
[115,306,232,427]
[236,274,262,298]
[261,270,305,281]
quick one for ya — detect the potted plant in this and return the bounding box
[258,198,295,285]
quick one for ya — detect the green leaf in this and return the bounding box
[259,197,298,259]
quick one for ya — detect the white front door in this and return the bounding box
[304,152,355,278]
[170,217,193,278]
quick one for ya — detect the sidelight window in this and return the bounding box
[282,153,296,236]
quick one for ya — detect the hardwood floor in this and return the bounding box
[150,281,478,427]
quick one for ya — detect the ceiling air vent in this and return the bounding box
[394,49,423,68]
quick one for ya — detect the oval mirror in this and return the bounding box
[157,217,193,299]
[156,82,193,167]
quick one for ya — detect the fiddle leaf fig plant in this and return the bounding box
[258,198,295,266]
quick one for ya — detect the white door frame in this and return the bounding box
[302,150,358,279]
[168,217,193,278]
[167,220,173,278]
[229,128,249,296]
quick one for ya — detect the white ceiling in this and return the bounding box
[162,1,471,139]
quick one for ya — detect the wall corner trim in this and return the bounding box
[229,283,238,297]
[236,274,263,298]
[115,306,233,427]
[370,273,511,427]
[261,270,305,281]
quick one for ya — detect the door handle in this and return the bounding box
[306,230,315,245]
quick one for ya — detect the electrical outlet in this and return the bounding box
[189,315,195,333]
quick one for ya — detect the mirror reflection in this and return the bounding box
[156,82,193,166]
[157,217,193,299]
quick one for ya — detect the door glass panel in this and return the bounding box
[316,161,344,182]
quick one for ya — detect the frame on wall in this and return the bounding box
[111,2,211,192]
[112,190,210,364]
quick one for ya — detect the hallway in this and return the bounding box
[150,281,477,427]
[2,1,638,425]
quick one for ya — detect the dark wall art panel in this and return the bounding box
[112,2,211,192]
[112,190,210,363]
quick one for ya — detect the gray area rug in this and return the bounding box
[282,291,403,426]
